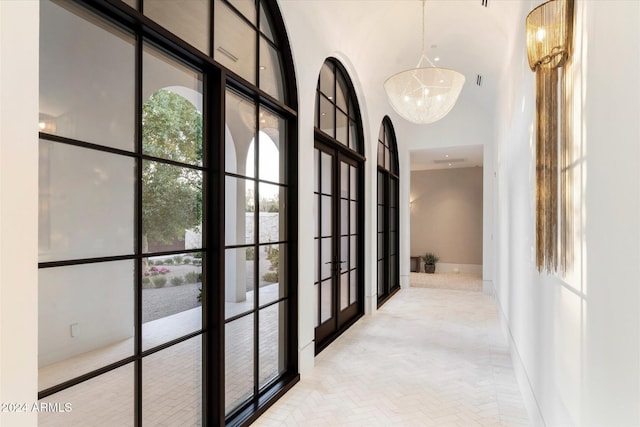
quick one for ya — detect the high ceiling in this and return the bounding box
[279,0,529,169]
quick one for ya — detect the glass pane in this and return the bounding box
[350,165,357,200]
[225,314,254,414]
[313,194,319,238]
[259,108,286,183]
[259,244,287,307]
[260,37,284,101]
[40,0,135,151]
[390,231,397,256]
[391,255,398,287]
[335,71,348,112]
[377,233,384,260]
[390,180,398,208]
[38,141,134,263]
[340,273,349,310]
[143,336,202,426]
[340,161,349,198]
[350,201,357,233]
[319,63,334,100]
[320,279,332,323]
[143,46,203,166]
[336,110,348,146]
[143,254,202,351]
[319,96,334,137]
[385,146,390,170]
[341,199,348,235]
[215,0,256,84]
[258,183,284,243]
[349,119,358,152]
[225,176,254,246]
[143,161,202,253]
[378,205,384,230]
[378,260,384,295]
[390,207,397,232]
[321,152,333,195]
[38,261,134,391]
[259,1,274,41]
[378,141,384,166]
[226,90,256,177]
[350,236,357,268]
[320,237,332,280]
[378,171,385,202]
[259,302,287,387]
[378,123,385,142]
[340,237,348,273]
[225,247,254,319]
[228,0,256,23]
[38,363,133,427]
[321,195,332,237]
[349,269,357,304]
[144,0,210,54]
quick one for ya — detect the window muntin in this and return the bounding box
[377,117,400,306]
[39,0,296,425]
[315,60,362,154]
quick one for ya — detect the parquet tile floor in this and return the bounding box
[254,285,530,427]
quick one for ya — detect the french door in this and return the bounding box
[314,141,362,352]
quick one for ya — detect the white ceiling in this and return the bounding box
[410,144,484,171]
[280,0,530,170]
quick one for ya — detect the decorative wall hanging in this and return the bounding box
[526,0,574,273]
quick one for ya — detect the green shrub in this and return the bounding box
[246,247,254,261]
[152,276,167,288]
[266,246,279,268]
[154,259,164,266]
[184,258,192,264]
[197,287,202,302]
[142,277,152,288]
[193,259,202,266]
[184,271,200,284]
[173,255,184,264]
[148,260,155,266]
[171,276,185,286]
[164,258,174,265]
[193,252,202,259]
[262,271,279,283]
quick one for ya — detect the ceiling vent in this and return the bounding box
[476,74,483,86]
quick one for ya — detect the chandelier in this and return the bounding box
[384,0,465,124]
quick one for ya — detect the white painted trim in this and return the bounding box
[492,281,546,427]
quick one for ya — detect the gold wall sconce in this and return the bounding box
[526,0,574,273]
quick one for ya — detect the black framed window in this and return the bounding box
[313,58,364,354]
[37,0,298,426]
[377,116,400,307]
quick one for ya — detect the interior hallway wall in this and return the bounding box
[410,167,483,267]
[493,1,640,425]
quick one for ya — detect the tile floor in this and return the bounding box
[254,284,530,426]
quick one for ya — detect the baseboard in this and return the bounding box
[482,280,494,295]
[298,339,315,374]
[492,282,546,427]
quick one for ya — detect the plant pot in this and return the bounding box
[424,264,435,274]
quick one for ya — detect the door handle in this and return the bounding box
[324,261,346,264]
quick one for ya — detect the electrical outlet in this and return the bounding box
[70,323,79,338]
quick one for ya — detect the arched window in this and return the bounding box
[313,58,364,353]
[38,0,297,425]
[377,116,400,306]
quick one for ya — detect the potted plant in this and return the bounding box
[422,252,439,274]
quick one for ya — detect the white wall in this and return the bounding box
[493,1,640,425]
[0,2,39,426]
